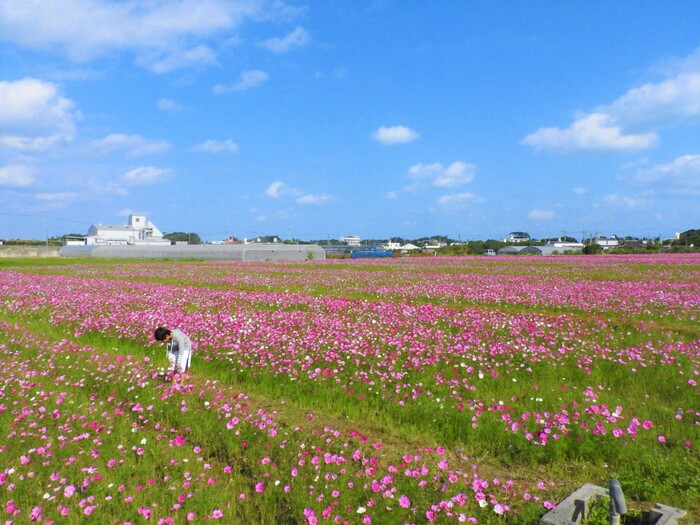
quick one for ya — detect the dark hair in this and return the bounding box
[154,326,171,341]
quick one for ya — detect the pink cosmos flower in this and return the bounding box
[29,506,42,521]
[255,482,265,493]
[399,495,411,508]
[211,509,223,519]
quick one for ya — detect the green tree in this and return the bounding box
[164,232,202,245]
[583,243,603,254]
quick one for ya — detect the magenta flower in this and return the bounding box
[29,506,42,521]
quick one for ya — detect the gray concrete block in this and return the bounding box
[540,484,689,525]
[649,503,687,525]
[540,483,608,525]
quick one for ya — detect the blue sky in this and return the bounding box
[1,1,699,242]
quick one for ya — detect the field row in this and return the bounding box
[1,255,698,524]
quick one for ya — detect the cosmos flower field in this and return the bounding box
[0,254,698,524]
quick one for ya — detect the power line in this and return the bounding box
[0,211,91,226]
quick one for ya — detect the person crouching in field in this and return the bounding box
[154,326,192,387]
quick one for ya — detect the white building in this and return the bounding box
[339,235,361,246]
[545,238,584,251]
[504,232,530,243]
[423,239,447,250]
[85,215,171,246]
[592,236,620,250]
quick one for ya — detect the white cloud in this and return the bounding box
[35,191,79,202]
[603,193,648,208]
[264,181,331,204]
[522,49,700,153]
[0,0,270,69]
[653,47,700,77]
[92,134,171,157]
[0,78,79,150]
[386,191,399,200]
[214,70,269,94]
[604,72,700,128]
[437,192,479,205]
[522,113,657,152]
[260,26,310,53]
[408,161,475,187]
[192,139,238,154]
[0,165,36,187]
[373,125,420,145]
[157,98,186,112]
[572,187,587,195]
[296,193,331,205]
[527,209,556,220]
[630,154,700,185]
[122,166,172,185]
[434,162,476,187]
[146,44,219,74]
[264,181,289,198]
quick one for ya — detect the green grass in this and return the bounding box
[1,257,698,523]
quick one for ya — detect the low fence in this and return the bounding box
[0,246,61,258]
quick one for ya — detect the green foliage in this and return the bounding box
[674,229,700,247]
[164,231,202,244]
[1,258,698,523]
[583,243,604,254]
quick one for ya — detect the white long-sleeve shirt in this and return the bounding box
[167,329,192,372]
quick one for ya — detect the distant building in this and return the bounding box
[66,215,171,246]
[504,232,530,243]
[497,245,578,256]
[423,239,447,250]
[592,236,620,250]
[340,235,361,246]
[545,237,584,250]
[382,241,402,251]
[222,237,243,245]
